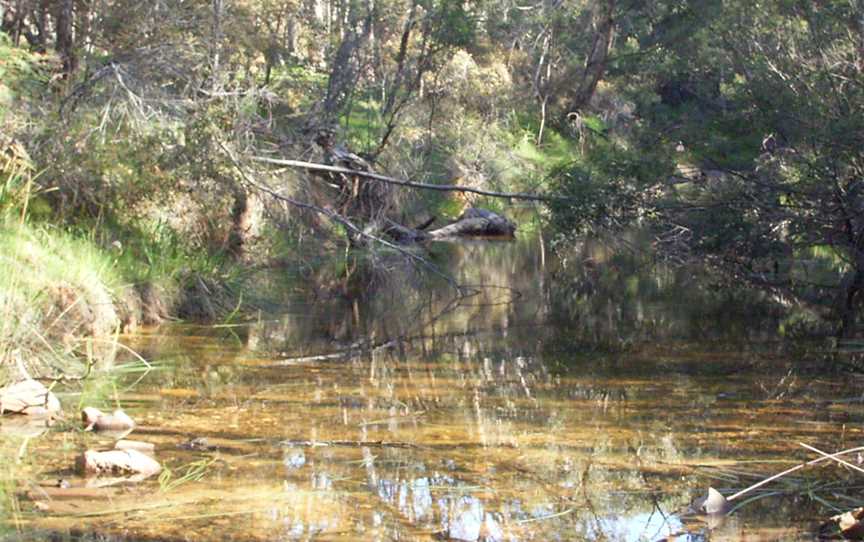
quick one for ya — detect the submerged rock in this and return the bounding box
[77,449,162,478]
[179,436,217,451]
[692,487,732,515]
[831,507,864,540]
[0,379,61,416]
[0,415,53,438]
[82,407,136,432]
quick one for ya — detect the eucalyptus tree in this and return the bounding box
[549,0,864,336]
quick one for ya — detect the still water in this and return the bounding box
[2,235,863,541]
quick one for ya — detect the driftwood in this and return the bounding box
[311,139,516,241]
[385,208,516,243]
[220,140,460,287]
[427,208,516,239]
[280,439,417,448]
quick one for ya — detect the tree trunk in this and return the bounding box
[55,0,76,76]
[321,6,372,122]
[33,0,48,52]
[566,0,615,117]
[227,187,261,260]
[838,265,863,338]
[210,0,224,92]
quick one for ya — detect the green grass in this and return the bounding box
[0,219,122,294]
[342,97,385,155]
[509,113,582,169]
[0,216,125,378]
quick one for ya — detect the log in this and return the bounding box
[384,219,429,243]
[414,215,437,231]
[427,208,516,239]
[383,208,516,243]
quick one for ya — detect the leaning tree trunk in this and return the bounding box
[320,5,372,123]
[565,0,615,117]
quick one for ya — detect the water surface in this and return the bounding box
[2,235,862,541]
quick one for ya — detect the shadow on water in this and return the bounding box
[2,233,862,541]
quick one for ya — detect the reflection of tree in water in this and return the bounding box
[249,238,550,359]
[114,236,847,541]
[547,234,820,352]
[249,233,819,363]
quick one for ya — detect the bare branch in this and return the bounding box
[218,143,461,290]
[251,156,571,202]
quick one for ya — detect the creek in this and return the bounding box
[2,233,862,541]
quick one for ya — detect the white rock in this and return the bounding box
[0,379,61,416]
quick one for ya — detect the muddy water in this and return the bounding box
[3,236,864,541]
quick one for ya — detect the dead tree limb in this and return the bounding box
[218,142,460,290]
[251,156,571,202]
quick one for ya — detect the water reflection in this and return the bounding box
[1,234,856,541]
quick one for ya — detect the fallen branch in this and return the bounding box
[800,442,864,476]
[218,142,461,290]
[726,445,864,501]
[251,156,570,202]
[267,340,396,366]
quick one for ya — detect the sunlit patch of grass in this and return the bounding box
[0,215,125,378]
[159,458,215,492]
[510,115,581,170]
[342,97,384,155]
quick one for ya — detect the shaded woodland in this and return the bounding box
[5,3,864,540]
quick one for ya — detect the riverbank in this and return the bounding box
[0,217,249,381]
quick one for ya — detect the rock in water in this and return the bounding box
[0,379,61,416]
[82,407,136,432]
[831,508,864,540]
[695,487,732,515]
[77,449,162,478]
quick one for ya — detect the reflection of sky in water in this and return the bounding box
[448,496,505,541]
[283,448,306,469]
[16,238,855,542]
[352,468,694,541]
[589,512,687,542]
[358,468,692,541]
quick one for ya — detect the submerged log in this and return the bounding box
[114,439,156,455]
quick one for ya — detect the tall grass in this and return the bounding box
[0,215,124,380]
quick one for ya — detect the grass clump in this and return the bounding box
[0,216,125,380]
